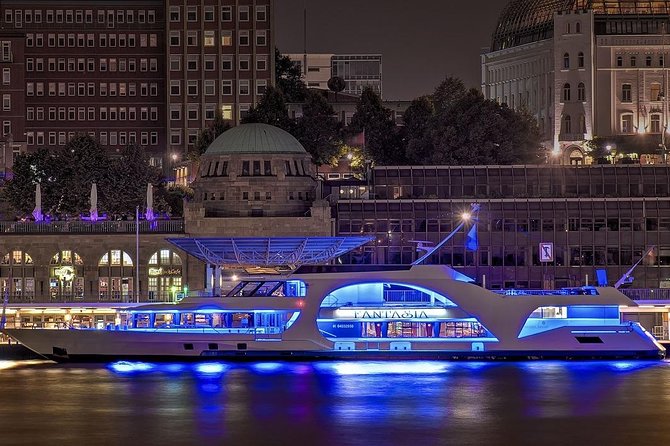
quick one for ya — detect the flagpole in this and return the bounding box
[412,203,480,265]
[135,205,140,303]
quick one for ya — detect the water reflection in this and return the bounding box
[0,360,668,445]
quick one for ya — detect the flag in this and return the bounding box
[465,224,478,252]
[347,130,365,148]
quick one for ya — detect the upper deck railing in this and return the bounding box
[0,219,185,234]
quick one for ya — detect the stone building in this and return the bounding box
[185,123,334,236]
[482,0,670,164]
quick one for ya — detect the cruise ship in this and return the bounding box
[2,264,665,361]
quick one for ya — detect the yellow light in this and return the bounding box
[231,274,238,281]
[461,212,471,221]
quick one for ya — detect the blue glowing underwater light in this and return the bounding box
[193,362,229,376]
[108,361,155,374]
[252,362,285,374]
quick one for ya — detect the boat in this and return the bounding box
[2,264,665,361]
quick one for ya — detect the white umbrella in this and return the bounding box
[32,183,43,221]
[90,183,98,221]
[145,183,155,221]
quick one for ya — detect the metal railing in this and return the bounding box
[621,289,670,301]
[0,220,184,234]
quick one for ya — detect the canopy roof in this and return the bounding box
[167,237,373,269]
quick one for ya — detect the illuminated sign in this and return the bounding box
[53,266,75,282]
[539,242,554,262]
[334,308,449,320]
[148,267,182,277]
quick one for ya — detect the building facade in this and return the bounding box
[288,53,383,97]
[482,0,670,164]
[334,164,670,290]
[0,0,273,176]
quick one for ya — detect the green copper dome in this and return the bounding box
[204,123,306,155]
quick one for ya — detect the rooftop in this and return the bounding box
[204,123,306,156]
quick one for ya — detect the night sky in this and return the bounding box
[275,0,511,100]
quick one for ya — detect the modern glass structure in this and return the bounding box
[334,164,670,290]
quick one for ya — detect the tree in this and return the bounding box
[50,134,111,216]
[190,110,231,161]
[432,77,467,113]
[348,87,405,165]
[403,78,542,166]
[293,90,342,166]
[402,96,435,163]
[2,148,58,217]
[102,143,162,216]
[242,86,291,129]
[406,87,541,165]
[275,48,307,102]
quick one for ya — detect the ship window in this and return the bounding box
[183,343,194,350]
[575,336,603,344]
[208,343,218,350]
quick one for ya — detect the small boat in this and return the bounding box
[2,264,664,361]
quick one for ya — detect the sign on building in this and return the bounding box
[539,242,554,263]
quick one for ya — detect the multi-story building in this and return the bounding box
[0,0,273,176]
[335,164,670,290]
[288,53,383,97]
[482,0,670,165]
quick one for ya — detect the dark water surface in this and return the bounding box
[0,359,669,446]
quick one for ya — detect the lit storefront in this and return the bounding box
[0,250,35,301]
[147,249,183,301]
[49,250,84,300]
[98,250,134,301]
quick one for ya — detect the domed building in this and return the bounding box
[483,0,670,164]
[185,123,333,236]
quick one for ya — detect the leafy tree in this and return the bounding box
[293,90,342,166]
[275,48,307,102]
[348,87,406,165]
[404,78,542,166]
[190,110,231,161]
[50,134,110,216]
[242,86,292,129]
[101,143,162,216]
[432,77,467,113]
[402,96,435,162]
[584,137,610,161]
[2,148,58,217]
[406,88,541,165]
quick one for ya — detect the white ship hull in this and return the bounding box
[3,265,665,361]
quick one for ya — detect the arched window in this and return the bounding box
[563,115,572,134]
[0,250,35,302]
[575,22,581,33]
[631,55,637,67]
[578,52,585,68]
[566,23,571,34]
[579,114,586,133]
[616,55,623,67]
[98,250,134,301]
[646,55,653,67]
[148,249,183,301]
[562,83,571,102]
[577,82,586,101]
[661,55,665,67]
[563,53,570,69]
[49,250,84,300]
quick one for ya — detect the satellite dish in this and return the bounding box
[327,76,346,93]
